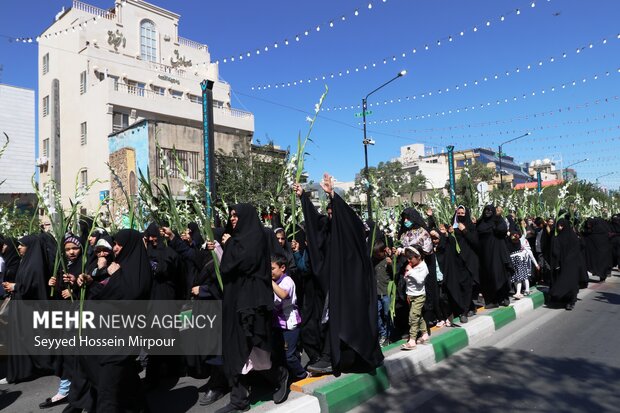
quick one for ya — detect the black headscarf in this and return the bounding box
[96,229,152,300]
[398,207,427,237]
[13,235,50,300]
[187,222,205,248]
[2,237,21,283]
[144,222,161,239]
[220,203,273,379]
[63,232,84,278]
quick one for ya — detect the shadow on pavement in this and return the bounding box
[0,389,22,410]
[359,347,620,413]
[592,291,620,305]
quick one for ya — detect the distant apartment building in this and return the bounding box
[38,0,254,211]
[0,84,35,206]
[396,143,532,190]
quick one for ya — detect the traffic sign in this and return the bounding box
[354,110,373,118]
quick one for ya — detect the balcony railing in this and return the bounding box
[72,0,116,20]
[112,81,253,120]
[178,36,208,51]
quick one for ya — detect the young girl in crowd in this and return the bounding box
[507,230,539,299]
[401,246,429,351]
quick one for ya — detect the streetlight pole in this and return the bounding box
[595,172,615,185]
[498,132,530,189]
[563,158,588,181]
[363,69,407,219]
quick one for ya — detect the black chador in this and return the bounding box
[301,190,383,375]
[6,235,54,383]
[219,204,288,411]
[82,229,152,413]
[476,204,512,307]
[582,217,613,281]
[549,219,589,309]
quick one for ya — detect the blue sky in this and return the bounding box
[1,0,619,189]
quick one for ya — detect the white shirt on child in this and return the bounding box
[405,260,429,297]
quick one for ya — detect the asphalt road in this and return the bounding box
[353,272,620,413]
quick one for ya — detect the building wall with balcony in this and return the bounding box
[0,84,36,200]
[37,0,254,211]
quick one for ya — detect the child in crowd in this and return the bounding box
[508,230,539,299]
[401,246,429,351]
[372,240,392,347]
[271,254,308,380]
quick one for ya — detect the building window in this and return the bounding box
[42,53,49,75]
[109,75,119,89]
[188,94,201,104]
[112,112,129,132]
[43,95,50,117]
[170,89,183,100]
[80,122,87,145]
[213,100,225,109]
[80,70,87,94]
[140,20,157,62]
[153,85,165,96]
[156,148,200,180]
[80,169,88,188]
[42,138,50,157]
[127,80,145,96]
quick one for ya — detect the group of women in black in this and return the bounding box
[1,193,617,412]
[374,205,620,345]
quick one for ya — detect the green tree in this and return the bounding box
[354,161,427,203]
[454,161,496,209]
[214,149,287,213]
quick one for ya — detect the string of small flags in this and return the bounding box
[251,0,550,90]
[361,68,620,125]
[322,34,620,112]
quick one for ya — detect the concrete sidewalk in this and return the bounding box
[252,288,546,413]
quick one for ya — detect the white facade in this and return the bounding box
[0,84,35,194]
[38,0,254,209]
[396,143,449,190]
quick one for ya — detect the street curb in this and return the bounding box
[488,306,517,330]
[257,289,544,412]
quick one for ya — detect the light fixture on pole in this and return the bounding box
[563,158,588,181]
[498,132,530,189]
[362,69,407,218]
[595,171,615,184]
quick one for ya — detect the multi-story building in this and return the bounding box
[396,144,532,190]
[38,0,254,211]
[0,84,35,206]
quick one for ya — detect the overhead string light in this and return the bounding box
[4,15,106,44]
[322,34,618,111]
[396,122,620,148]
[395,113,619,138]
[361,68,620,125]
[214,1,391,65]
[251,0,552,91]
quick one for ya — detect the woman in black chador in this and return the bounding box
[550,219,589,310]
[3,235,54,383]
[79,229,152,413]
[295,174,383,376]
[216,204,288,413]
[582,217,613,282]
[476,204,512,308]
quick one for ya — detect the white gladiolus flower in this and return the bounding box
[305,116,313,122]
